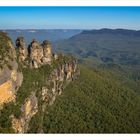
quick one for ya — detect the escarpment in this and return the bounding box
[0,32,78,133]
[0,33,23,108]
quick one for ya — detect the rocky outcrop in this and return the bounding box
[11,58,78,133]
[19,39,53,68]
[42,40,52,65]
[0,32,23,108]
[28,39,44,68]
[42,59,77,106]
[0,32,78,133]
[16,37,28,63]
[0,80,15,107]
[12,92,38,133]
[10,58,78,133]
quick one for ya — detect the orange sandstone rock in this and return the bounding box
[0,80,15,106]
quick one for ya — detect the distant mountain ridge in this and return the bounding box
[1,29,82,45]
[55,28,140,67]
[81,28,140,36]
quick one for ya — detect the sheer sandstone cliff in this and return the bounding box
[0,33,78,133]
[0,33,23,108]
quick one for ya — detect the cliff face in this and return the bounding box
[0,32,78,133]
[11,59,77,133]
[12,92,38,133]
[0,33,23,108]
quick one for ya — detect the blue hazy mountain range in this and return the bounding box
[1,29,82,45]
[54,28,140,67]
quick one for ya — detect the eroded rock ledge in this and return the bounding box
[0,33,79,133]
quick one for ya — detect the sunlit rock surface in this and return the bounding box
[0,32,78,133]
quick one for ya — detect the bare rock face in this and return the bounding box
[65,61,77,81]
[0,80,16,107]
[27,39,52,68]
[42,40,52,65]
[28,39,43,68]
[12,92,38,133]
[16,37,28,63]
[0,32,23,108]
[44,59,77,106]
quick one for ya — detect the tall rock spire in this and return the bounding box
[28,39,43,68]
[42,40,52,65]
[16,37,28,63]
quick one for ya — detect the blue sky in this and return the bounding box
[0,7,140,29]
